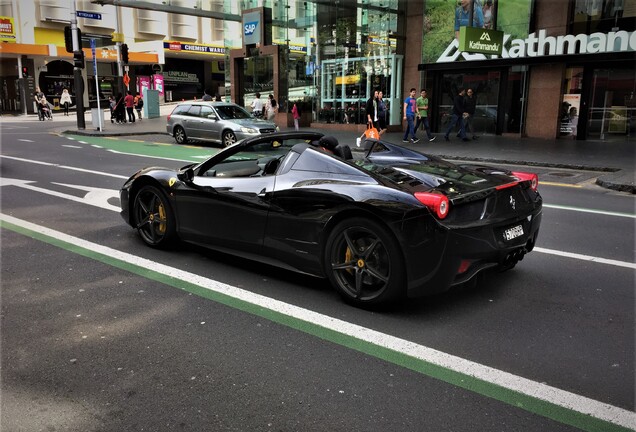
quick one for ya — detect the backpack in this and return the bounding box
[137,98,144,107]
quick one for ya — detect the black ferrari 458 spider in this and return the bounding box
[120,131,542,307]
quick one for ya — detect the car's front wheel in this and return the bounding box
[324,217,405,307]
[174,126,188,144]
[222,130,237,147]
[133,185,177,248]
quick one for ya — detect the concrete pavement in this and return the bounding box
[2,105,634,193]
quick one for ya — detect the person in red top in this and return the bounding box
[124,91,136,123]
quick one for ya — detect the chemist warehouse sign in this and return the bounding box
[164,41,226,56]
[439,29,636,63]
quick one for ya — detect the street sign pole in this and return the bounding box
[71,0,85,129]
[91,39,103,131]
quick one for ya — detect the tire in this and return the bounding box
[174,126,188,144]
[133,185,177,248]
[324,217,405,307]
[222,130,237,147]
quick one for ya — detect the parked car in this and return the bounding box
[120,132,542,308]
[166,101,278,147]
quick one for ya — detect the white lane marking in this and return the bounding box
[62,144,83,148]
[0,212,633,430]
[544,204,636,219]
[0,178,119,212]
[18,139,34,142]
[107,149,194,163]
[0,155,128,179]
[535,247,636,269]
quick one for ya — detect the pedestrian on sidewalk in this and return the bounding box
[463,88,478,140]
[202,89,213,101]
[366,88,379,131]
[291,102,300,131]
[377,90,388,136]
[415,89,436,142]
[402,88,419,143]
[60,88,72,116]
[109,95,116,123]
[134,93,143,120]
[114,93,126,124]
[444,87,469,142]
[251,92,264,118]
[124,91,136,123]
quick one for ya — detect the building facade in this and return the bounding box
[0,0,634,141]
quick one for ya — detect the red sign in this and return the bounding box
[0,17,14,35]
[168,42,182,51]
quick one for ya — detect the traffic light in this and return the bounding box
[121,43,129,64]
[73,51,85,69]
[22,66,28,78]
[64,26,82,53]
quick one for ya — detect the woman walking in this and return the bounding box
[60,88,72,116]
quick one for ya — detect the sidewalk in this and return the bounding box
[4,106,634,193]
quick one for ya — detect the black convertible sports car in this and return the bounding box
[120,131,542,307]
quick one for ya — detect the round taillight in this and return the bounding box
[414,192,450,219]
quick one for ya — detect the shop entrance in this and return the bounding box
[588,68,635,141]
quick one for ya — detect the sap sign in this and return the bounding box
[244,22,258,36]
[243,10,262,46]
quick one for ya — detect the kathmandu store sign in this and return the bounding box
[438,29,636,63]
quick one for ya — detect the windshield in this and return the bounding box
[215,105,252,120]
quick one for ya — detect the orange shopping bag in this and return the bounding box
[364,125,379,139]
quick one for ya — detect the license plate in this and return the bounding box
[503,225,524,241]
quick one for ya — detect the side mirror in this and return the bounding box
[208,113,218,120]
[177,166,194,183]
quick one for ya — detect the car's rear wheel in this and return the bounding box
[325,217,405,307]
[222,130,237,147]
[133,185,177,248]
[174,126,188,144]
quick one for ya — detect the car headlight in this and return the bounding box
[240,127,258,134]
[275,126,280,132]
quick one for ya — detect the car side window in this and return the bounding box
[200,106,214,118]
[187,106,201,117]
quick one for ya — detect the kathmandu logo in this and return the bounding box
[244,22,258,36]
[480,32,491,41]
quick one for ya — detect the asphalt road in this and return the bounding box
[1,120,634,432]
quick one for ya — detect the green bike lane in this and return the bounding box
[62,133,221,162]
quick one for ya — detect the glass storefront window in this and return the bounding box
[438,72,501,135]
[588,68,636,140]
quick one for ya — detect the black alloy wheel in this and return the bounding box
[325,217,405,306]
[222,130,237,147]
[133,185,177,248]
[174,126,188,144]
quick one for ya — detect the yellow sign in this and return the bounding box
[335,74,361,85]
[111,32,124,43]
[0,16,16,42]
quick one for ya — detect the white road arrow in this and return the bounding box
[1,177,120,212]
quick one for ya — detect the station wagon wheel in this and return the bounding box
[133,185,177,248]
[222,130,237,147]
[325,217,405,306]
[174,126,188,144]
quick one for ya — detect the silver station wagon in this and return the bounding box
[166,101,278,147]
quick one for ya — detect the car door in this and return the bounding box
[174,157,276,254]
[199,105,222,143]
[183,105,202,139]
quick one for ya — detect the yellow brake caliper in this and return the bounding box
[157,203,167,234]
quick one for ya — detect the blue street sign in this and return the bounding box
[77,11,102,20]
[91,39,97,74]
